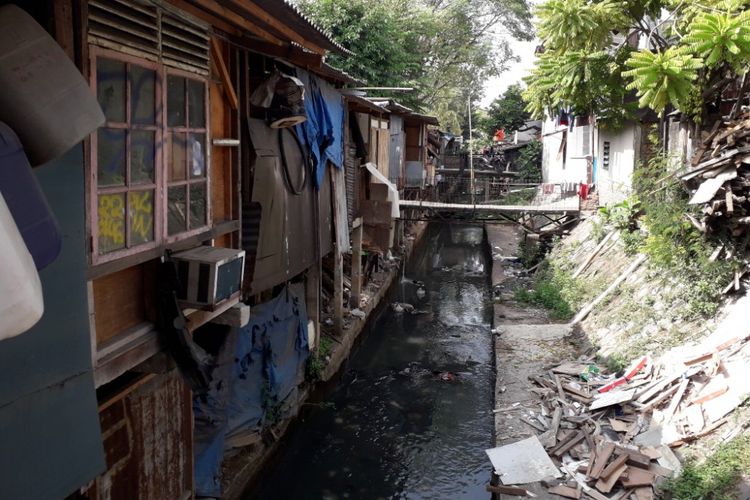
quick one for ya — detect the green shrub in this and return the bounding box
[306,335,333,382]
[515,260,588,320]
[633,153,737,318]
[663,434,750,500]
[518,235,543,268]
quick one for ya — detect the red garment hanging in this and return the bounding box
[578,183,589,200]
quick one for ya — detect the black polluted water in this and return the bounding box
[252,223,494,500]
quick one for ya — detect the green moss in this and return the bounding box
[663,434,750,500]
[306,335,334,382]
[515,249,601,320]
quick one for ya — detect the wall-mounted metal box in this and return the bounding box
[172,246,245,310]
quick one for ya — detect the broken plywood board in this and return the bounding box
[688,167,737,205]
[590,388,636,411]
[548,484,581,498]
[486,435,561,485]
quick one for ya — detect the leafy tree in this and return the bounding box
[524,0,750,124]
[298,0,534,132]
[516,139,543,180]
[483,84,530,137]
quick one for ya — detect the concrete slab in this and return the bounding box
[487,223,581,499]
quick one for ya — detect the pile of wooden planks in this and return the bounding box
[681,112,750,290]
[501,333,750,499]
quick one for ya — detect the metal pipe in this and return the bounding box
[349,87,414,91]
[468,96,475,206]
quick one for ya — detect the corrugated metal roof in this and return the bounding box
[317,62,364,85]
[252,0,352,55]
[345,95,391,115]
[364,98,439,125]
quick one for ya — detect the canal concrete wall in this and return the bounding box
[546,217,743,363]
[486,224,581,498]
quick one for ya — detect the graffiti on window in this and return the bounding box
[98,193,126,253]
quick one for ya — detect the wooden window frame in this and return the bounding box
[88,46,211,265]
[164,67,211,244]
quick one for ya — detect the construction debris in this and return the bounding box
[488,332,750,499]
[682,111,750,294]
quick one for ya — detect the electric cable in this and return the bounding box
[278,126,307,195]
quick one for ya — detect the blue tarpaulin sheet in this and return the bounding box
[296,70,344,188]
[193,285,310,497]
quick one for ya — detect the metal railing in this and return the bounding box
[430,175,581,211]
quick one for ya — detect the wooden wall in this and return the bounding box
[81,371,193,500]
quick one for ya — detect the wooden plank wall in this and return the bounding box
[93,266,147,345]
[405,123,421,161]
[83,371,193,500]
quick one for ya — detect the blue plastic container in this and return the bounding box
[0,122,62,270]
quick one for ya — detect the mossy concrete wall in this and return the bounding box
[550,217,742,364]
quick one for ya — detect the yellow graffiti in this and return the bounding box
[129,191,154,243]
[98,194,125,251]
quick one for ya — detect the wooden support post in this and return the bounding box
[305,265,321,349]
[394,218,403,248]
[351,217,363,309]
[333,246,344,336]
[330,168,344,336]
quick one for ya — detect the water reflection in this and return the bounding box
[251,224,493,500]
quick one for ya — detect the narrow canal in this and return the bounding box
[253,223,495,499]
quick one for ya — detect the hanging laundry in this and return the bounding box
[578,183,590,200]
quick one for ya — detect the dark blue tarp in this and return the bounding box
[296,70,344,188]
[192,327,238,497]
[262,283,310,404]
[193,284,309,497]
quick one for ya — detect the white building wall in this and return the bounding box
[597,123,639,206]
[541,118,590,185]
[542,117,640,206]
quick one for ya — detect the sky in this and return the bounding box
[480,0,541,108]
[480,37,538,107]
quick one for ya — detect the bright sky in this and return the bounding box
[480,0,542,108]
[480,37,538,107]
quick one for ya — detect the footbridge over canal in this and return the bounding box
[398,177,583,234]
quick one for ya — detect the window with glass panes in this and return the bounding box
[90,48,208,262]
[165,72,208,236]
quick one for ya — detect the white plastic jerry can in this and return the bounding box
[0,190,43,340]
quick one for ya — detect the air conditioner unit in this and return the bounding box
[172,246,245,310]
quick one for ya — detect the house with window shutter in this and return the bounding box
[541,115,644,207]
[0,1,377,498]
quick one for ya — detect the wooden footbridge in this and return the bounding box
[398,177,582,234]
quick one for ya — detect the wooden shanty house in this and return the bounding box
[0,0,368,498]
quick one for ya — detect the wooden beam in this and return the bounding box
[351,218,363,309]
[232,35,324,69]
[229,0,329,55]
[184,0,285,46]
[184,293,241,333]
[210,38,239,110]
[168,0,239,34]
[52,0,75,61]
